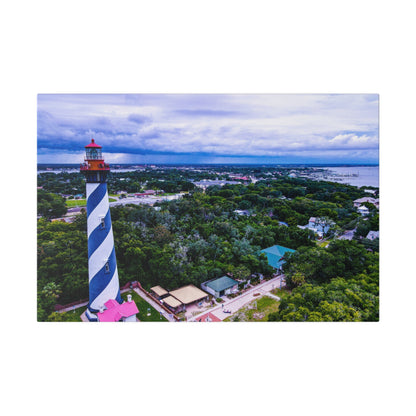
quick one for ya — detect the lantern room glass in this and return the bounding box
[86,147,102,160]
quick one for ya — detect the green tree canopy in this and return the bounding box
[38,190,67,219]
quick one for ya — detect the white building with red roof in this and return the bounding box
[97,296,139,322]
[194,312,221,322]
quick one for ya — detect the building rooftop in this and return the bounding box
[366,231,379,239]
[354,197,379,204]
[162,295,183,308]
[97,299,139,322]
[150,285,168,297]
[85,138,102,148]
[204,276,238,292]
[169,285,208,305]
[195,312,221,322]
[260,244,296,269]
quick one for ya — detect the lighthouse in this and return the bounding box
[80,139,122,321]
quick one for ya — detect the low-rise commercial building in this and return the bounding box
[150,285,169,300]
[161,295,183,314]
[168,284,209,311]
[201,276,239,298]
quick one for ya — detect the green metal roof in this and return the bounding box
[205,276,238,292]
[260,244,296,269]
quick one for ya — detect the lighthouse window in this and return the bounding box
[86,148,102,159]
[105,261,110,273]
[100,217,106,229]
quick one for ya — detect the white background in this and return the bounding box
[1,1,415,415]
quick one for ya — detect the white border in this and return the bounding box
[3,1,415,415]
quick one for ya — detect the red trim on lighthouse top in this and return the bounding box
[85,138,102,148]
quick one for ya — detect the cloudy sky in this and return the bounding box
[37,94,379,165]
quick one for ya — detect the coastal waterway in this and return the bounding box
[320,166,379,188]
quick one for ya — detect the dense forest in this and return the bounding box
[268,240,379,321]
[37,167,379,321]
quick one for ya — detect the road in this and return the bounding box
[337,229,356,240]
[57,269,284,323]
[60,278,283,322]
[190,274,284,321]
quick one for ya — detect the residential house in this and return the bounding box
[366,231,379,240]
[234,209,250,216]
[353,197,379,208]
[357,205,370,216]
[260,244,296,270]
[299,217,333,237]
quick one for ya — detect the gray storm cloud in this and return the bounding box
[37,94,379,163]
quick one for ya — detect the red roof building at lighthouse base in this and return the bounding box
[97,299,139,322]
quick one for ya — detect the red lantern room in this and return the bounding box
[85,138,103,160]
[80,139,110,183]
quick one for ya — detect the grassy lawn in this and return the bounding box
[50,290,167,322]
[224,295,281,322]
[121,290,168,322]
[270,288,288,297]
[66,199,86,207]
[48,305,85,322]
[66,197,117,208]
[316,239,330,248]
[61,308,84,321]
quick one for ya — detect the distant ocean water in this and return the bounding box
[322,166,379,188]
